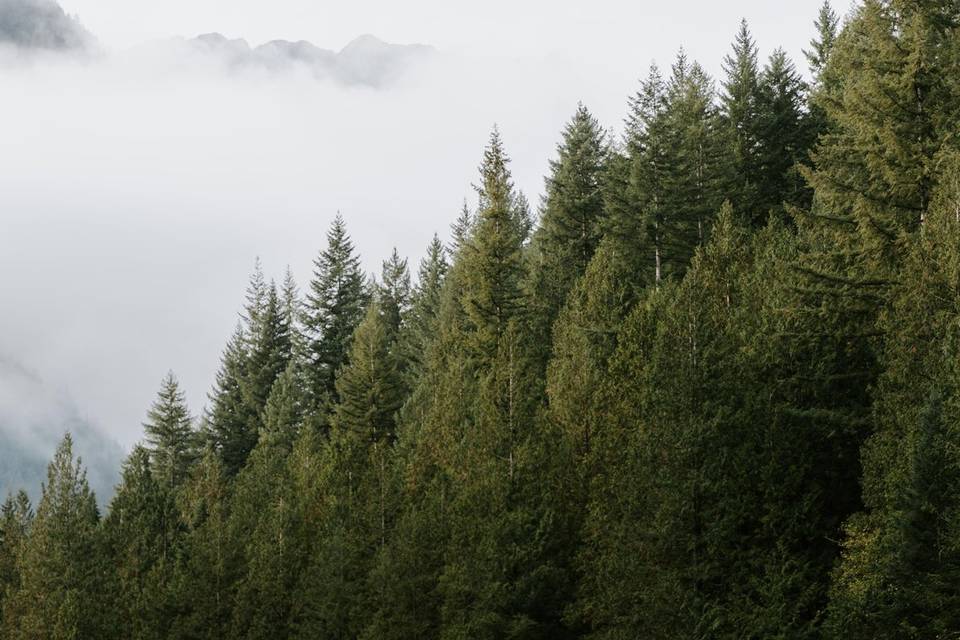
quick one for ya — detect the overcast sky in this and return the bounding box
[2,0,851,454]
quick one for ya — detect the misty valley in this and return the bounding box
[3,0,960,638]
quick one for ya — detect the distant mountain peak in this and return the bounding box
[185,31,436,88]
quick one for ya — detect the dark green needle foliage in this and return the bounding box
[6,4,960,637]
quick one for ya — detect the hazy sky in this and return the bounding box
[2,0,850,456]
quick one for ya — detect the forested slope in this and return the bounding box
[3,2,960,637]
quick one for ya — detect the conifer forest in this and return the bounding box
[5,1,960,638]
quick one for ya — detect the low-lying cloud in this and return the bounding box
[0,357,124,504]
[0,0,635,499]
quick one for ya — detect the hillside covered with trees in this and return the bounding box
[3,1,960,637]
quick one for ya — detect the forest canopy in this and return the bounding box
[3,1,960,638]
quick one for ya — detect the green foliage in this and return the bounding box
[100,447,180,640]
[2,435,103,640]
[143,373,197,489]
[530,104,609,336]
[826,154,960,638]
[7,6,960,637]
[305,214,369,412]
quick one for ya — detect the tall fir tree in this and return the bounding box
[755,48,813,217]
[529,103,609,350]
[305,214,368,416]
[143,372,197,489]
[459,128,528,361]
[379,248,412,339]
[721,19,765,224]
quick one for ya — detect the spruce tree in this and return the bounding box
[168,450,236,640]
[241,282,293,437]
[804,1,840,85]
[459,129,527,361]
[396,234,448,389]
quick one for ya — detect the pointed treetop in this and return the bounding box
[380,248,412,334]
[143,371,196,487]
[804,1,839,81]
[722,18,760,100]
[451,200,474,253]
[243,257,267,334]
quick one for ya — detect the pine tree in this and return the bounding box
[3,435,104,639]
[143,372,197,488]
[305,214,368,414]
[281,266,306,361]
[791,1,960,543]
[449,202,473,255]
[334,300,405,444]
[612,55,726,289]
[241,282,293,438]
[293,303,405,639]
[260,363,306,454]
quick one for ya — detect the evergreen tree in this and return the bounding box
[143,372,196,489]
[530,103,609,344]
[205,325,252,475]
[379,248,412,338]
[168,450,236,640]
[755,48,812,217]
[460,129,527,360]
[721,19,764,224]
[334,301,405,444]
[294,302,404,639]
[613,55,726,288]
[397,234,448,388]
[305,214,368,414]
[101,446,180,640]
[804,1,840,84]
[2,435,103,640]
[0,492,32,623]
[827,155,960,638]
[241,282,294,438]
